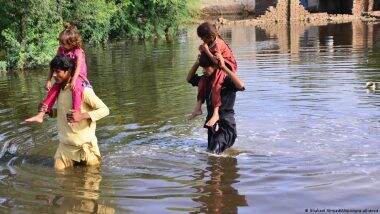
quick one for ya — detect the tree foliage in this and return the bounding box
[0,0,62,70]
[0,0,199,70]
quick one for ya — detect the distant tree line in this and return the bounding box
[0,0,199,71]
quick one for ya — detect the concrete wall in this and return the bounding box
[201,0,256,15]
[304,0,378,15]
[201,0,255,7]
[201,0,377,17]
[200,0,276,16]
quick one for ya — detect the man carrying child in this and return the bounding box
[187,52,245,154]
[32,55,110,170]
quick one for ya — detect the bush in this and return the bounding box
[0,0,61,70]
[111,0,198,39]
[62,0,117,44]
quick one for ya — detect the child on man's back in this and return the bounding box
[25,23,89,123]
[189,22,238,128]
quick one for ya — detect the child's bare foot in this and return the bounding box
[25,112,44,123]
[188,109,202,120]
[205,114,219,128]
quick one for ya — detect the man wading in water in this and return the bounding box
[187,53,245,154]
[32,55,109,170]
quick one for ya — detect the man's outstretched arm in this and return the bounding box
[186,56,200,83]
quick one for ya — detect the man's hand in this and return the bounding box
[199,43,210,53]
[70,77,77,90]
[216,54,225,69]
[67,110,84,123]
[45,80,52,91]
[205,115,219,128]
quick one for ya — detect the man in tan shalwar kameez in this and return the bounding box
[40,55,109,170]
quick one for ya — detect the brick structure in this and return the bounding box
[201,0,378,18]
[201,0,255,15]
[258,0,360,22]
[290,0,312,21]
[253,0,277,16]
[258,0,290,22]
[352,20,367,49]
[352,0,379,16]
[368,0,374,12]
[352,0,366,16]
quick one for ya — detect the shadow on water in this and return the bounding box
[1,20,380,212]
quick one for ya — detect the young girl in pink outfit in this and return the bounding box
[25,23,88,123]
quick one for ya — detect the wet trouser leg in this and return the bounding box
[207,118,237,154]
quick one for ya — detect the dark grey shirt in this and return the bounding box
[188,74,244,121]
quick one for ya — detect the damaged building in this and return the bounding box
[304,0,380,16]
[202,0,380,18]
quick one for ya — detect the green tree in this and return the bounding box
[62,0,117,44]
[0,0,62,70]
[0,0,199,70]
[111,0,198,39]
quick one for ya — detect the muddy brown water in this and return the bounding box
[0,22,380,213]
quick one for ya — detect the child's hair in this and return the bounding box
[199,52,215,68]
[58,22,82,49]
[197,22,219,41]
[50,55,75,75]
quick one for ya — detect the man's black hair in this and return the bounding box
[197,22,218,40]
[50,55,75,74]
[199,52,215,68]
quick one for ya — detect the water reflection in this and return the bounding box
[50,167,115,213]
[249,21,378,54]
[192,156,248,213]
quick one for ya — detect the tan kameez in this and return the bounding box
[54,85,109,166]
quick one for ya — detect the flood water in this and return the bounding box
[1,21,380,213]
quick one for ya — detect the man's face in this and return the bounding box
[203,66,216,76]
[201,36,213,45]
[53,69,71,83]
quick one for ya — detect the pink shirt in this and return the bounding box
[209,37,237,72]
[58,46,88,80]
[206,37,238,108]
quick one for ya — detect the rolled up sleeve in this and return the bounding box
[83,88,110,122]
